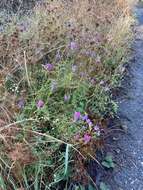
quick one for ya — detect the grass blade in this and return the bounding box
[64,144,70,176]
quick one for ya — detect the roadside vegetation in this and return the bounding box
[0,0,136,189]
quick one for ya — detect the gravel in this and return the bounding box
[107,4,143,190]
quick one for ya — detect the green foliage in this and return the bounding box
[87,85,118,117]
[100,182,110,190]
[0,176,6,190]
[0,0,133,189]
[102,155,115,169]
[88,184,96,190]
[74,185,85,190]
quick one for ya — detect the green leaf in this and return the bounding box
[100,182,110,190]
[110,162,115,168]
[105,155,112,163]
[0,175,6,190]
[102,155,115,168]
[88,184,95,190]
[102,161,112,168]
[74,185,85,190]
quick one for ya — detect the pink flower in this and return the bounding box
[82,114,88,121]
[86,119,93,127]
[94,125,100,131]
[64,94,70,102]
[69,41,78,50]
[17,99,25,109]
[94,125,101,136]
[42,63,54,71]
[36,100,44,108]
[91,78,97,85]
[83,134,91,143]
[74,112,81,122]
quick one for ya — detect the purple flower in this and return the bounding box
[86,119,91,124]
[83,134,91,143]
[80,72,87,78]
[94,125,100,136]
[85,50,96,58]
[96,55,101,64]
[17,99,25,109]
[94,125,100,131]
[42,63,54,71]
[91,78,97,85]
[69,41,78,50]
[89,122,93,127]
[36,100,44,108]
[90,51,96,58]
[86,118,93,127]
[74,112,81,122]
[18,21,30,32]
[64,94,70,102]
[95,33,102,43]
[82,114,88,121]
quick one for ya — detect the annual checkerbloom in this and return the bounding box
[64,94,70,102]
[94,125,101,136]
[17,99,25,109]
[36,100,44,108]
[69,41,78,50]
[82,114,88,121]
[94,125,100,131]
[74,112,81,122]
[86,119,93,127]
[83,134,91,143]
[42,63,54,71]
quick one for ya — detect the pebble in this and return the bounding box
[120,124,128,132]
[115,148,121,154]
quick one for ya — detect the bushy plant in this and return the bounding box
[0,0,135,189]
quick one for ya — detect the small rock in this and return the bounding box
[113,137,119,141]
[115,148,121,154]
[120,124,128,132]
